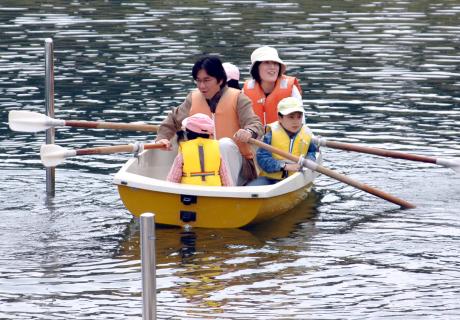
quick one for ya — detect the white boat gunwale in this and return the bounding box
[113,150,321,199]
[113,145,321,228]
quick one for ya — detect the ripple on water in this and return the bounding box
[1,1,460,319]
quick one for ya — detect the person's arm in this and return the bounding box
[255,132,284,173]
[235,92,263,139]
[290,86,306,124]
[306,141,317,161]
[300,125,317,161]
[219,158,234,186]
[291,85,302,101]
[166,153,184,183]
[156,93,192,144]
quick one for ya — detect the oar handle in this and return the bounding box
[249,138,298,162]
[313,137,437,164]
[8,110,160,133]
[75,142,164,156]
[65,120,159,132]
[303,159,416,209]
[249,138,415,209]
[76,145,135,155]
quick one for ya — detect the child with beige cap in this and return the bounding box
[247,97,316,186]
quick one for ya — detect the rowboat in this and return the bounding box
[113,143,321,229]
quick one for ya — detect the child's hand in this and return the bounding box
[285,163,301,172]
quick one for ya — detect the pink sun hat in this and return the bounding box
[182,113,215,134]
[222,62,240,81]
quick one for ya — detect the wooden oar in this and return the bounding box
[312,136,460,173]
[8,110,159,133]
[40,142,164,167]
[249,138,416,209]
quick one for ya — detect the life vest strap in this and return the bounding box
[183,171,219,178]
[198,145,205,181]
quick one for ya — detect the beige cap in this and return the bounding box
[250,46,286,75]
[277,97,304,115]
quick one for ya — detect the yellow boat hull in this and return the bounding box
[117,182,313,229]
[113,147,320,229]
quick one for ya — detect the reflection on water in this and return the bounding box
[114,195,318,315]
[1,1,459,319]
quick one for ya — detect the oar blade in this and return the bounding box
[9,110,51,132]
[40,144,76,167]
[437,158,460,173]
[8,110,64,132]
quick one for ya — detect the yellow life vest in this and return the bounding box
[180,137,222,186]
[260,122,312,180]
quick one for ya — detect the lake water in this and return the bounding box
[1,1,459,319]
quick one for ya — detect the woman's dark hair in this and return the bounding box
[250,61,282,83]
[227,79,241,90]
[192,56,227,89]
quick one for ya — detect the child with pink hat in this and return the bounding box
[166,113,234,186]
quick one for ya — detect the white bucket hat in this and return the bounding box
[250,46,286,75]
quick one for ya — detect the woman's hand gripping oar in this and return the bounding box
[312,136,460,173]
[40,142,165,167]
[249,138,416,209]
[8,110,159,133]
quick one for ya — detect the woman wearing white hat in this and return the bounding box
[243,46,302,126]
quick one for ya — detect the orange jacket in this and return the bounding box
[243,75,301,125]
[190,88,254,159]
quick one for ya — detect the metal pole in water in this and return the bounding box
[45,38,55,196]
[140,213,157,320]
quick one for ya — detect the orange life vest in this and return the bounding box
[243,75,301,125]
[190,88,254,159]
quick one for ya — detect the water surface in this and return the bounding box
[1,1,459,319]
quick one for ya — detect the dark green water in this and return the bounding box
[1,1,459,319]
